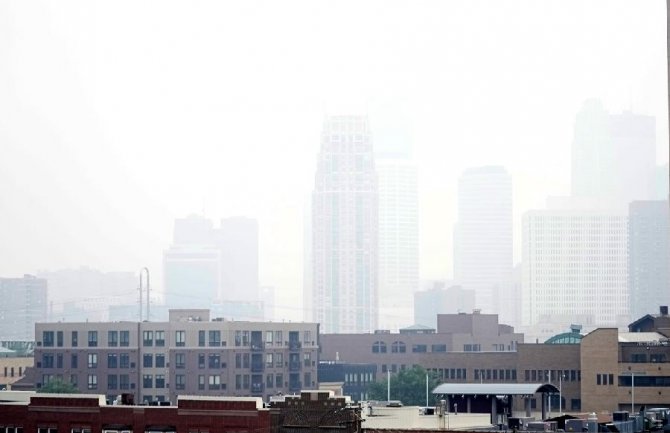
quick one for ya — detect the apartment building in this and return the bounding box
[34,309,319,403]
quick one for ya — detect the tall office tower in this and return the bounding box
[522,210,629,340]
[629,201,670,319]
[413,284,475,329]
[376,157,419,330]
[571,99,656,206]
[0,275,47,340]
[215,217,259,302]
[312,115,379,333]
[163,215,221,309]
[453,166,513,322]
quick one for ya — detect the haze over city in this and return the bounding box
[1,0,668,323]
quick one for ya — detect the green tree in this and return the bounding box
[38,379,79,394]
[367,365,441,406]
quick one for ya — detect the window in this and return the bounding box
[88,331,98,347]
[175,330,185,347]
[155,353,165,368]
[87,374,97,390]
[120,374,130,390]
[198,353,205,369]
[155,331,165,347]
[304,330,311,344]
[209,374,221,390]
[242,331,250,346]
[87,353,98,368]
[372,341,387,353]
[412,344,427,353]
[199,330,206,347]
[198,375,205,390]
[276,373,283,388]
[303,352,311,367]
[392,341,406,353]
[235,331,242,346]
[304,372,312,387]
[143,354,153,368]
[209,330,221,346]
[108,331,118,347]
[71,354,78,369]
[155,374,165,388]
[243,353,250,368]
[266,331,273,344]
[143,374,153,388]
[56,331,63,347]
[208,353,221,369]
[43,331,54,347]
[70,374,77,386]
[42,354,54,368]
[266,374,273,388]
[120,353,130,369]
[266,353,274,367]
[275,352,283,368]
[275,331,282,345]
[236,374,242,389]
[431,344,447,352]
[120,331,130,347]
[107,353,118,368]
[175,353,186,369]
[108,374,118,390]
[243,374,250,389]
[72,331,78,347]
[175,374,185,390]
[143,331,153,347]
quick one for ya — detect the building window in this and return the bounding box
[107,353,118,369]
[209,374,221,390]
[571,399,581,411]
[199,330,206,347]
[108,331,118,347]
[392,341,406,353]
[120,331,130,347]
[71,354,78,369]
[155,331,165,347]
[175,374,185,390]
[87,374,97,390]
[87,353,98,368]
[276,373,283,388]
[143,374,153,388]
[175,330,186,347]
[235,331,242,347]
[143,354,153,368]
[266,353,274,367]
[155,353,165,368]
[208,353,221,369]
[303,352,311,367]
[372,341,387,353]
[275,352,283,368]
[304,330,311,344]
[266,374,273,388]
[304,372,312,387]
[198,353,205,369]
[143,331,153,347]
[412,344,427,353]
[120,354,130,369]
[275,331,282,345]
[198,375,205,390]
[155,374,165,388]
[88,331,98,347]
[108,374,118,390]
[175,353,186,369]
[42,354,54,368]
[266,331,273,344]
[120,374,129,390]
[72,331,78,347]
[56,331,64,347]
[209,330,221,347]
[431,344,447,353]
[43,331,55,347]
[235,374,242,390]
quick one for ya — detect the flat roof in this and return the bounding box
[432,383,559,395]
[618,332,667,343]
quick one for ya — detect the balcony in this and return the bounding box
[288,341,301,351]
[289,361,301,372]
[250,341,264,352]
[251,382,264,395]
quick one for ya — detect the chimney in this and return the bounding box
[660,306,668,316]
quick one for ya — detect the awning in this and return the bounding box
[432,383,559,395]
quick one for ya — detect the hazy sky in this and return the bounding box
[1,0,668,320]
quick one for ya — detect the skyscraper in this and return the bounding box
[453,166,513,322]
[376,157,419,330]
[0,274,47,340]
[215,216,259,303]
[311,115,379,333]
[628,201,670,319]
[571,100,656,206]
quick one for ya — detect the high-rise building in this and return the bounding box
[0,275,47,340]
[413,284,475,329]
[215,217,259,302]
[376,157,418,330]
[453,166,513,322]
[628,201,670,319]
[571,100,656,206]
[521,210,629,340]
[311,115,379,333]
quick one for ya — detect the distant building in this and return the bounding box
[453,166,513,323]
[628,202,670,321]
[317,361,377,402]
[34,309,319,403]
[0,275,47,340]
[215,216,259,302]
[571,100,656,206]
[376,156,419,330]
[311,115,379,333]
[414,284,475,329]
[522,209,629,340]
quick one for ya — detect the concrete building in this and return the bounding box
[628,201,670,320]
[0,275,47,340]
[571,100,657,207]
[453,166,513,325]
[521,209,629,341]
[34,309,319,403]
[376,157,419,330]
[414,284,475,329]
[311,115,379,333]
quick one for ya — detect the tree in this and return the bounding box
[38,379,79,394]
[367,365,441,406]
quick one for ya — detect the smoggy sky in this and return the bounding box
[1,0,668,320]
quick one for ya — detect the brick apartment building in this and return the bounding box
[34,309,319,403]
